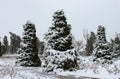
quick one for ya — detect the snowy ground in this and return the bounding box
[0,54,55,79]
[0,54,120,79]
[0,54,91,79]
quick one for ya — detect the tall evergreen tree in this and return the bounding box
[16,21,41,67]
[3,36,9,53]
[43,10,78,72]
[94,25,111,60]
[44,10,73,51]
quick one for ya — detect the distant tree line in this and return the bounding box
[0,32,44,56]
[0,32,21,55]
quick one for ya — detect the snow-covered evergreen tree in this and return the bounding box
[16,21,41,67]
[44,10,73,51]
[9,32,21,54]
[111,34,120,58]
[43,10,78,72]
[94,25,112,61]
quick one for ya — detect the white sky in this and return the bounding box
[0,0,120,41]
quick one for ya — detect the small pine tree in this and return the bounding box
[9,32,21,54]
[111,33,120,58]
[3,36,9,54]
[44,10,73,51]
[94,25,112,60]
[85,32,96,56]
[16,21,41,67]
[1,45,5,55]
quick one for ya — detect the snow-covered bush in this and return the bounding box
[42,49,78,72]
[93,25,112,62]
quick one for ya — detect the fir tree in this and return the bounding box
[94,25,112,60]
[16,21,41,67]
[44,10,73,51]
[111,33,120,58]
[43,10,78,72]
[3,36,9,53]
[9,32,21,53]
[85,32,96,56]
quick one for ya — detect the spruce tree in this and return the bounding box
[111,34,120,58]
[44,10,73,51]
[94,25,111,60]
[43,10,78,72]
[85,32,96,56]
[3,36,9,53]
[9,32,21,53]
[16,21,41,67]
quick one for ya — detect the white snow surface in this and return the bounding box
[0,54,120,79]
[57,56,120,79]
[0,54,56,79]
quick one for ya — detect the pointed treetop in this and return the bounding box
[97,25,105,32]
[26,20,34,25]
[53,10,66,20]
[54,9,64,15]
[23,20,35,31]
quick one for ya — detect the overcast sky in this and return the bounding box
[0,0,120,41]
